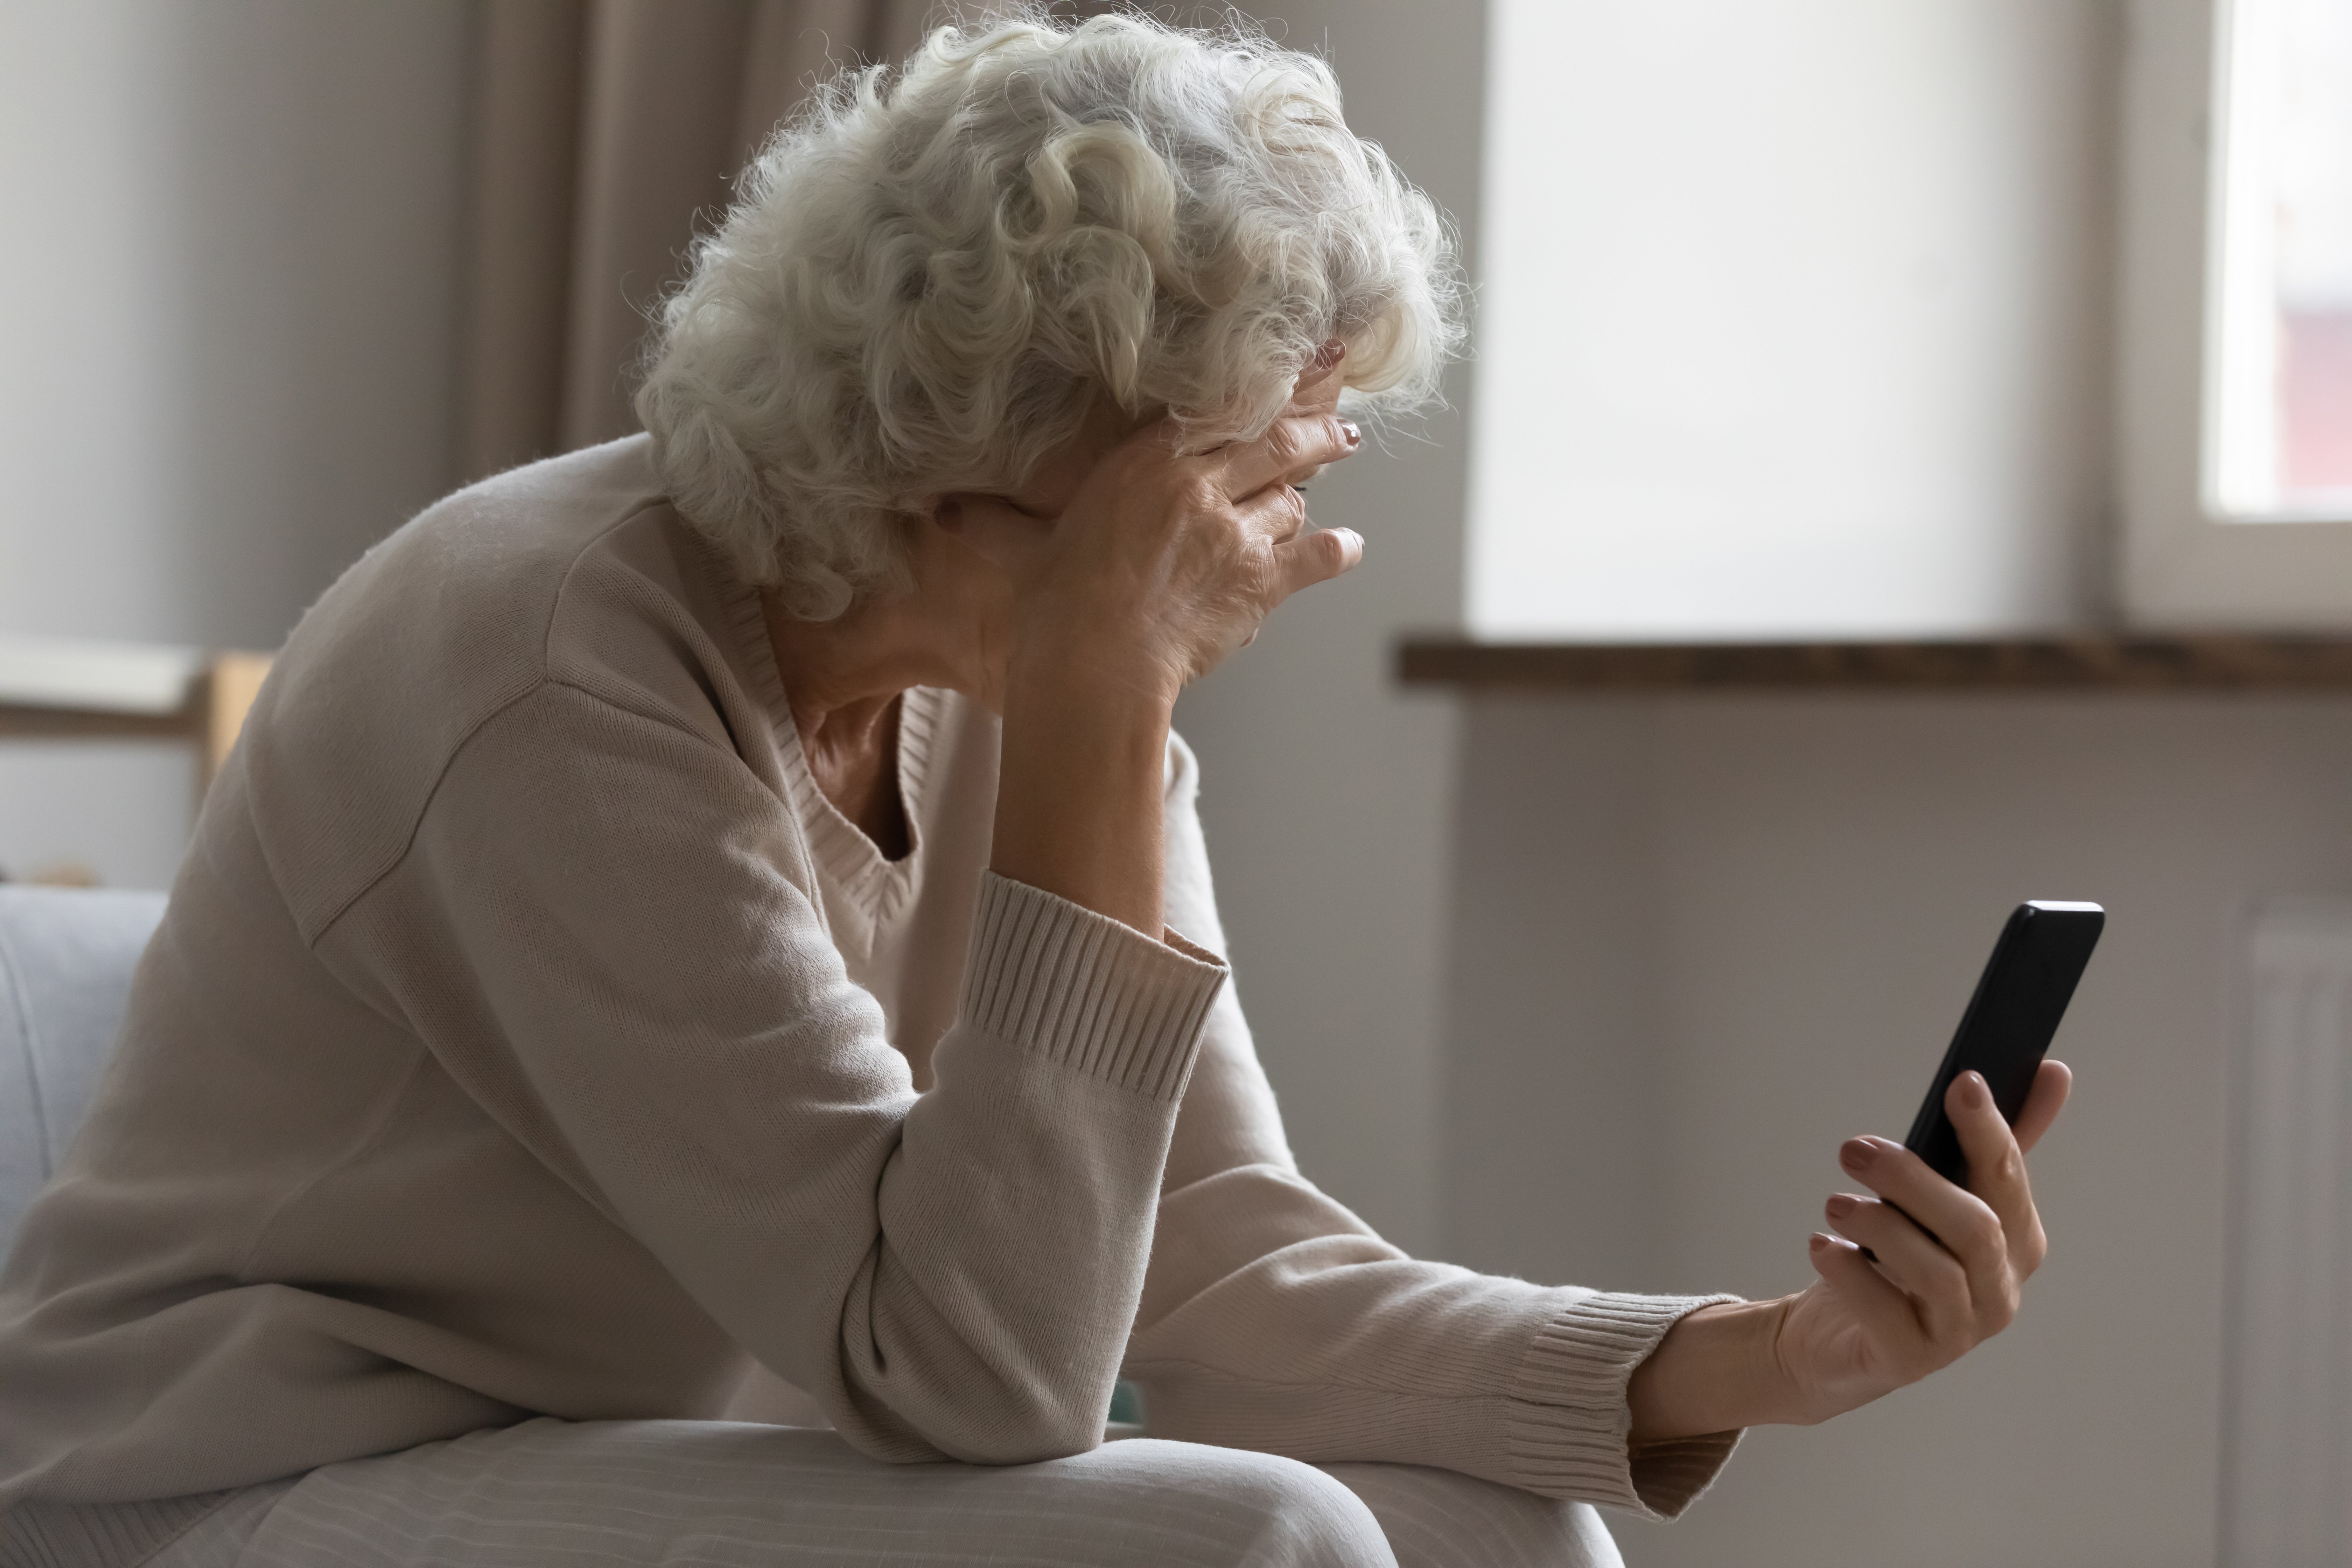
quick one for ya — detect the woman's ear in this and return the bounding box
[1292,338,1348,399]
[926,493,1050,570]
[1289,341,1348,414]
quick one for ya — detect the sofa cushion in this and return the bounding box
[0,886,168,1257]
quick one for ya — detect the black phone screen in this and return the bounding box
[1903,901,2104,1186]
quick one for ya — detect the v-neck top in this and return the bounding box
[0,436,1741,1542]
[764,673,940,950]
[774,683,995,1092]
[736,587,990,1094]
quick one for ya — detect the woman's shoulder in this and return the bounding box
[236,435,769,942]
[282,436,673,676]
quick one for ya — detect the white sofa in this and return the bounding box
[0,885,168,1258]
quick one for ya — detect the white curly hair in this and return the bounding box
[635,7,1463,620]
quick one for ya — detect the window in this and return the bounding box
[1462,1,2352,636]
[2207,0,2352,522]
[1463,2,2114,642]
[2121,0,2352,626]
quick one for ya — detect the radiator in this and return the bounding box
[2224,899,2352,1566]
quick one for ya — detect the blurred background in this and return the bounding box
[5,2,2352,1564]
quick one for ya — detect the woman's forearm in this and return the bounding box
[975,389,1361,939]
[989,641,1177,938]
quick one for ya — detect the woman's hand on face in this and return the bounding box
[962,345,1358,931]
[1627,1058,2071,1444]
[943,343,1365,707]
[1771,1058,2072,1423]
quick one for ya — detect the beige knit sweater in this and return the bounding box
[0,437,1738,1522]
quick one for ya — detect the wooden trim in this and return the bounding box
[195,652,273,791]
[0,705,196,741]
[1395,636,2352,692]
[0,650,273,802]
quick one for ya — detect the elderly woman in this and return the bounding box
[0,14,2068,1568]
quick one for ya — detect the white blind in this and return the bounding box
[1465,0,2111,640]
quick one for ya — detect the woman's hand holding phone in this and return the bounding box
[1626,1060,2072,1442]
[1776,1058,2072,1419]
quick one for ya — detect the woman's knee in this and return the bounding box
[1073,1440,1398,1568]
[1316,1462,1622,1568]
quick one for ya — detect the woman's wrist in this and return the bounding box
[1003,609,1186,715]
[1626,1296,1809,1444]
[990,635,1177,937]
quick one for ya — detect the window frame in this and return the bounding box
[2120,0,2352,628]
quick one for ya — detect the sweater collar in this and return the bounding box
[716,570,939,945]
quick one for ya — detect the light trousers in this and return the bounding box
[127,1419,1624,1568]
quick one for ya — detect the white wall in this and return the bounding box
[1446,693,2352,1567]
[1468,0,2119,639]
[1171,0,1486,1254]
[0,0,471,887]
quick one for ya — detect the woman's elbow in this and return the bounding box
[878,1369,1110,1465]
[934,1391,1107,1466]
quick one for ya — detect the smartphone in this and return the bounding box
[1903,901,2104,1187]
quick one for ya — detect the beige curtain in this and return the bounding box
[452,0,949,482]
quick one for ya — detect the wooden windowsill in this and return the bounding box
[1,642,275,792]
[1396,635,2352,691]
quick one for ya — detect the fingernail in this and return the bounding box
[1839,1138,1875,1172]
[1339,420,1361,447]
[1961,1072,1990,1108]
[1826,1193,1858,1220]
[1809,1232,1832,1252]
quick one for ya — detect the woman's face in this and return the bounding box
[914,354,1347,705]
[995,358,1345,524]
[903,400,1146,707]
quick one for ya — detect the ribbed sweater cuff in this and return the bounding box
[1505,1291,1746,1519]
[0,1491,238,1568]
[960,872,1228,1102]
